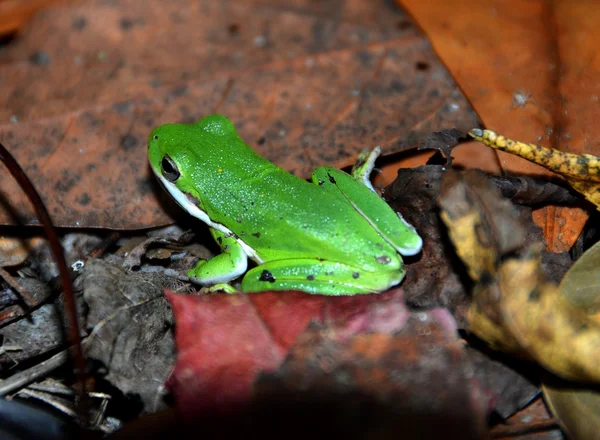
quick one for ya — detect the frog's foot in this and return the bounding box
[208,283,238,294]
[350,146,382,192]
[187,228,248,285]
[240,258,405,296]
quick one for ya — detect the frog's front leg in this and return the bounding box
[187,227,247,285]
[311,164,423,257]
[240,259,404,296]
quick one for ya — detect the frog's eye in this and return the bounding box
[161,155,180,182]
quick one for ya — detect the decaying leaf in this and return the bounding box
[439,169,600,383]
[470,128,598,209]
[81,258,176,412]
[416,128,468,164]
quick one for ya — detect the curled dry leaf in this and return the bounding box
[439,169,600,383]
[470,129,598,209]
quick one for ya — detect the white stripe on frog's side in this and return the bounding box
[153,172,265,274]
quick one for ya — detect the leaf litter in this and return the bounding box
[2,0,599,438]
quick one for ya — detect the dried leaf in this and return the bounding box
[417,128,468,164]
[470,128,599,209]
[439,169,600,383]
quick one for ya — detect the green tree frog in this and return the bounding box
[148,115,422,295]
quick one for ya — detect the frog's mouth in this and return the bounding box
[151,169,264,265]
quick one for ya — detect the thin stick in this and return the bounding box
[0,142,87,423]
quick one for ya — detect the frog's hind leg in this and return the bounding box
[350,146,381,192]
[241,259,405,296]
[311,166,422,256]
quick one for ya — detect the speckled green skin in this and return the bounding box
[148,115,422,295]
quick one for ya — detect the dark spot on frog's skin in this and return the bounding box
[30,51,51,65]
[259,270,276,283]
[121,134,138,151]
[224,245,230,251]
[72,16,87,31]
[228,23,240,35]
[217,236,223,245]
[327,173,336,184]
[252,232,261,238]
[325,271,334,276]
[307,275,315,281]
[240,232,247,236]
[279,216,284,221]
[236,217,243,223]
[257,137,266,146]
[318,180,324,186]
[77,193,91,206]
[316,257,324,262]
[352,272,360,279]
[376,255,391,265]
[87,163,97,172]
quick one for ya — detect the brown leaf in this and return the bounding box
[0,0,478,228]
[399,0,597,251]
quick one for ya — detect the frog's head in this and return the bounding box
[148,114,238,179]
[147,115,241,221]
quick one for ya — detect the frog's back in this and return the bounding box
[162,115,400,271]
